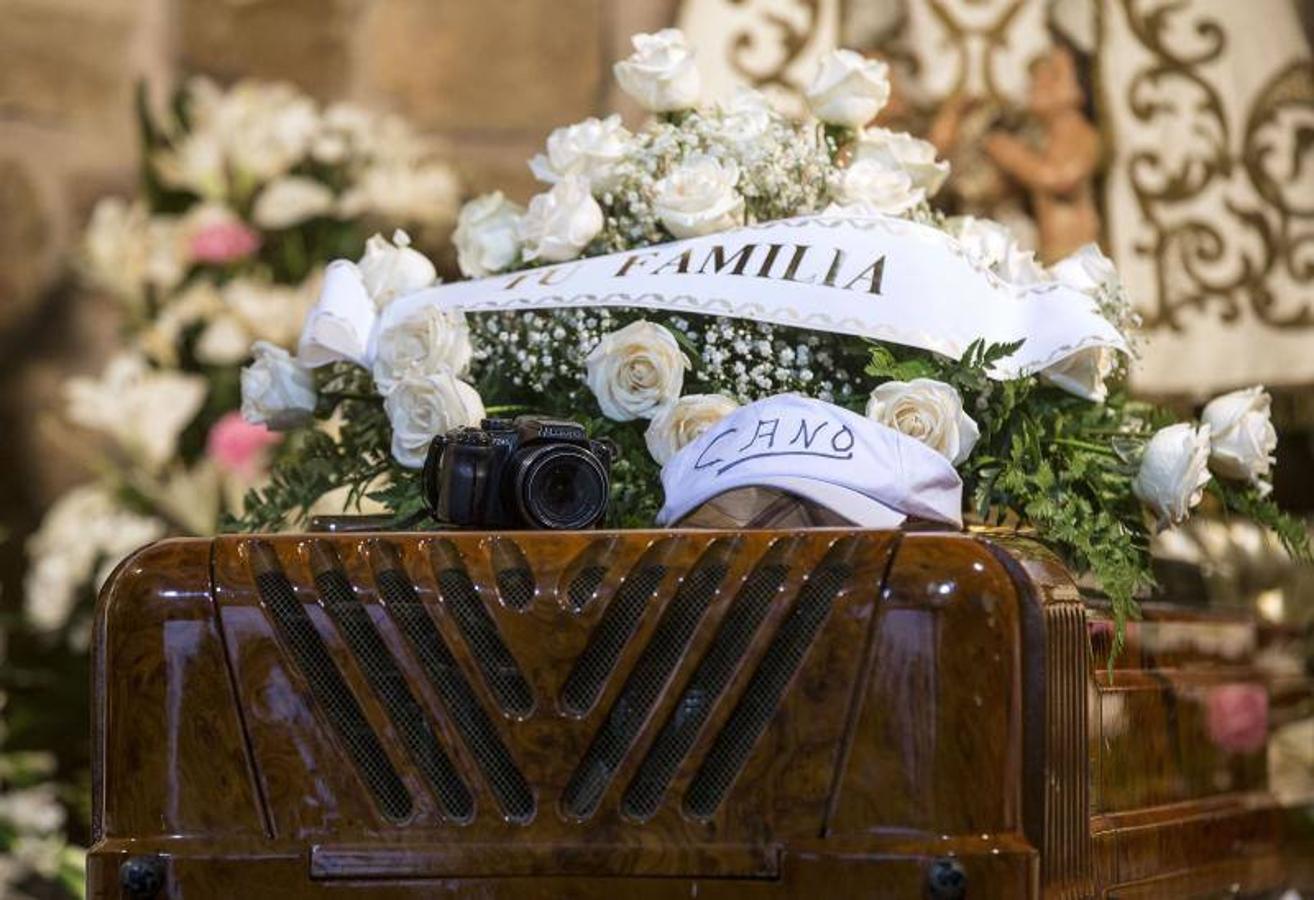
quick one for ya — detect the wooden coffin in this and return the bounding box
[86,530,1314,898]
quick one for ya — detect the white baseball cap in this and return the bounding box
[656,395,963,529]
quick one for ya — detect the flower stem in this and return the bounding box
[1054,438,1120,456]
[322,392,380,403]
[822,123,855,162]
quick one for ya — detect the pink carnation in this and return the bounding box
[206,412,281,480]
[190,220,261,264]
[1205,683,1268,755]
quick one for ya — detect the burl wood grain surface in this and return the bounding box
[87,530,1313,898]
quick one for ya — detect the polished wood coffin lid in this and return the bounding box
[86,529,1313,898]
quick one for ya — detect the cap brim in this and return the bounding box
[659,473,907,528]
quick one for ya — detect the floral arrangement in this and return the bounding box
[24,77,461,642]
[237,29,1307,650]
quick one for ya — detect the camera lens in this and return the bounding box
[512,445,609,530]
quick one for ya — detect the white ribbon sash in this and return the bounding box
[375,214,1126,379]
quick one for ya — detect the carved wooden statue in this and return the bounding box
[919,90,1041,252]
[983,45,1102,263]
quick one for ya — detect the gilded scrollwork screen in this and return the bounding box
[676,0,841,109]
[1101,0,1314,394]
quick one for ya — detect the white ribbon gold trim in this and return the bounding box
[342,214,1127,380]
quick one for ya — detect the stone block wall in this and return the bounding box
[0,0,677,601]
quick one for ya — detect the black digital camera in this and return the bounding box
[422,417,615,530]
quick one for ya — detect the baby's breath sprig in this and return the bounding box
[593,105,835,254]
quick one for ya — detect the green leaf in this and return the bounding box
[1210,479,1313,562]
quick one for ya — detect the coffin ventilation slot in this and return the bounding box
[562,538,617,612]
[567,566,608,611]
[559,542,675,717]
[495,568,535,611]
[250,550,413,823]
[374,562,535,823]
[622,541,795,820]
[431,541,534,717]
[562,540,734,818]
[490,539,535,610]
[312,561,474,823]
[683,539,857,819]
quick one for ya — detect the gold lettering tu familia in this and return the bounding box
[499,241,887,295]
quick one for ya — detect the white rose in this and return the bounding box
[999,245,1048,284]
[828,159,924,216]
[950,216,1047,284]
[1134,422,1213,528]
[1049,243,1121,295]
[585,320,690,421]
[240,341,317,431]
[614,28,701,113]
[529,115,633,191]
[65,354,207,472]
[951,216,1025,277]
[645,394,739,465]
[1041,346,1117,403]
[1202,386,1277,487]
[865,378,980,465]
[711,88,775,154]
[298,260,378,368]
[518,176,604,263]
[652,155,744,239]
[805,49,890,128]
[854,127,950,196]
[384,372,485,468]
[951,215,1017,265]
[357,229,437,308]
[251,176,335,229]
[453,192,524,278]
[372,305,473,392]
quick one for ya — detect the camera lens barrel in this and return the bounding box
[511,444,610,530]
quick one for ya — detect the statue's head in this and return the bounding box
[1027,45,1083,116]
